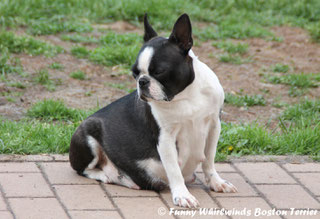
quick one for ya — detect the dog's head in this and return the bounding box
[132,14,195,102]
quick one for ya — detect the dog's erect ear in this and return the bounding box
[169,14,193,53]
[143,13,157,42]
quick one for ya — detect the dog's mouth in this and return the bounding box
[138,88,170,102]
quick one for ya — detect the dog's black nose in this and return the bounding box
[139,77,150,88]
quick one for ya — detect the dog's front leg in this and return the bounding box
[202,117,237,193]
[158,130,199,208]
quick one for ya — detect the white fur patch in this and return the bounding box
[137,158,167,182]
[137,47,154,74]
[148,77,167,100]
[87,136,100,169]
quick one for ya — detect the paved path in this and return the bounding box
[0,155,319,219]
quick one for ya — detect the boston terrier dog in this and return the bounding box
[69,13,237,208]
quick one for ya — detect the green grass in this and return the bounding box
[99,32,141,46]
[89,45,140,67]
[28,17,93,35]
[1,99,319,159]
[225,93,266,107]
[34,69,50,84]
[71,46,90,59]
[218,121,320,161]
[212,41,249,54]
[90,32,141,67]
[0,32,63,56]
[49,62,64,70]
[0,99,96,154]
[34,69,56,91]
[8,81,26,89]
[1,0,319,40]
[74,32,142,68]
[217,99,320,161]
[0,51,23,75]
[27,99,92,122]
[266,73,319,96]
[61,34,99,44]
[0,118,77,154]
[307,21,320,42]
[212,41,250,64]
[272,63,290,73]
[0,91,23,103]
[70,70,86,80]
[218,54,250,65]
[280,98,320,127]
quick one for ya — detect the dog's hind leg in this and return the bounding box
[82,136,108,183]
[85,136,140,189]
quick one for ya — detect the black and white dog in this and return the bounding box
[69,14,237,208]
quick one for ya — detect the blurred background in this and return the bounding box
[0,0,319,160]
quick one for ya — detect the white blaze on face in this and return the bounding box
[136,47,167,101]
[137,47,154,74]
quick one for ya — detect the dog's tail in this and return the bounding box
[69,117,103,174]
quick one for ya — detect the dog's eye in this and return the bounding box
[154,70,165,76]
[132,70,139,78]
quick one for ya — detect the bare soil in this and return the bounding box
[1,24,320,127]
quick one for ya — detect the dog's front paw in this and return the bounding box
[210,179,237,193]
[172,188,199,208]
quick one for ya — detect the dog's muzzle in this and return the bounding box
[138,77,150,90]
[137,75,168,102]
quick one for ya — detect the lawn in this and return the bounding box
[0,0,319,160]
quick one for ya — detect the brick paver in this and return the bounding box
[41,163,98,185]
[256,184,319,209]
[54,185,114,210]
[0,162,39,172]
[235,163,296,184]
[0,211,13,219]
[293,173,320,196]
[114,196,175,219]
[0,192,7,210]
[0,173,53,197]
[9,198,69,219]
[68,210,122,219]
[283,163,320,172]
[0,156,319,219]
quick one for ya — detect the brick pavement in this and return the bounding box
[0,155,319,219]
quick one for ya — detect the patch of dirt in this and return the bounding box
[1,25,320,127]
[0,53,134,119]
[93,21,142,34]
[193,26,320,126]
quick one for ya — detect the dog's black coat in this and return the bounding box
[69,91,165,190]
